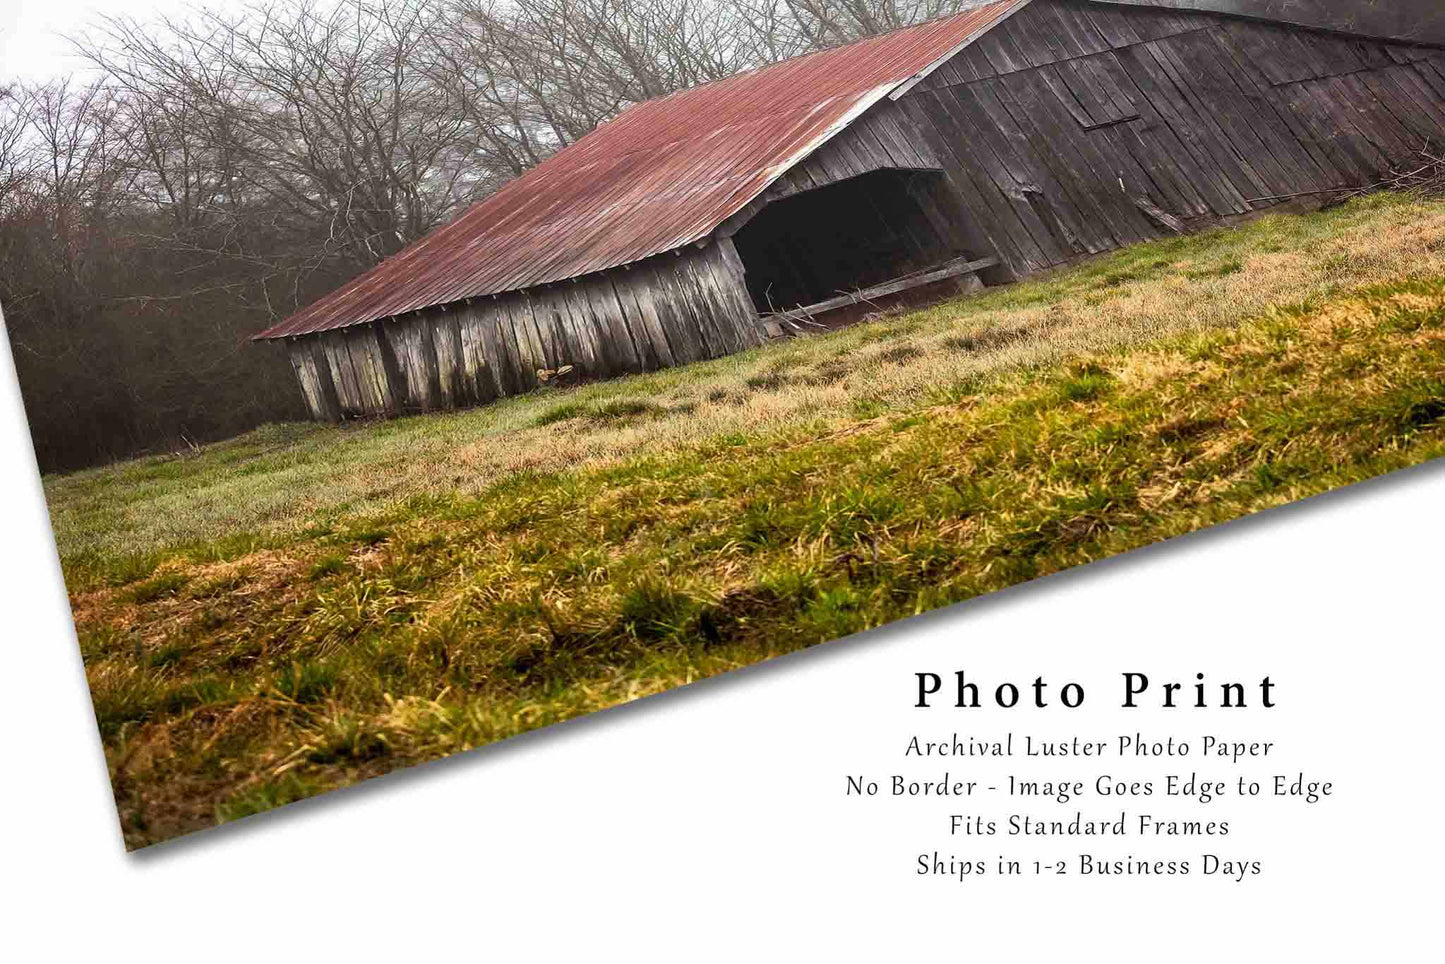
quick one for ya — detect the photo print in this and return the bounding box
[4,0,1444,848]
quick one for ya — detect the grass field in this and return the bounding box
[50,192,1445,848]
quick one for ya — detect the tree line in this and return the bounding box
[0,0,975,472]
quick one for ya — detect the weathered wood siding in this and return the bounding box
[886,0,1445,276]
[287,240,760,420]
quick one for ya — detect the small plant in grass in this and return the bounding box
[126,571,191,604]
[1057,360,1115,403]
[850,397,888,419]
[90,673,166,737]
[147,642,188,669]
[536,398,663,428]
[101,553,166,587]
[592,399,658,420]
[307,554,349,580]
[216,773,321,823]
[618,576,696,640]
[535,401,590,426]
[1186,258,1245,280]
[744,370,789,392]
[306,714,390,764]
[272,661,339,704]
[343,527,390,547]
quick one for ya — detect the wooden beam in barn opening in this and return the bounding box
[762,256,1000,333]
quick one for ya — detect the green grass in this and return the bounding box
[53,193,1445,849]
[45,192,1445,580]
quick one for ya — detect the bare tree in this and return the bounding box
[0,86,36,202]
[79,1,477,270]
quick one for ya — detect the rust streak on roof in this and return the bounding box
[254,0,1023,340]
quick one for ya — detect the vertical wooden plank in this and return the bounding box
[1083,52,1213,216]
[403,320,432,410]
[1003,0,1072,65]
[673,251,731,358]
[918,58,970,92]
[1110,43,1250,214]
[433,312,463,408]
[1220,21,1303,86]
[1350,71,1439,153]
[1296,77,1392,179]
[1192,29,1332,192]
[486,296,528,395]
[1082,4,1144,48]
[640,257,706,364]
[385,321,413,409]
[564,278,617,376]
[1208,26,1351,188]
[307,340,342,421]
[1132,40,1271,205]
[418,315,444,410]
[525,290,569,372]
[540,284,584,376]
[343,328,381,414]
[371,319,408,412]
[664,250,729,359]
[1329,73,1418,162]
[367,325,398,413]
[1045,0,1115,58]
[529,291,566,371]
[323,330,364,416]
[612,264,678,369]
[863,103,935,168]
[973,23,1037,75]
[559,281,611,376]
[287,342,323,420]
[583,272,645,374]
[460,304,499,404]
[684,243,759,354]
[1411,60,1445,100]
[1383,65,1445,134]
[457,301,503,399]
[502,295,544,388]
[712,236,766,346]
[529,288,576,378]
[923,85,1070,262]
[1148,34,1293,200]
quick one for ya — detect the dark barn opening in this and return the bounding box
[732,168,966,315]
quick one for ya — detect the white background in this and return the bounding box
[1,293,1440,959]
[5,0,1440,954]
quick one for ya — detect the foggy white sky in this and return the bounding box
[1,0,200,82]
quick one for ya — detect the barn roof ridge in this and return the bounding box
[610,0,1021,113]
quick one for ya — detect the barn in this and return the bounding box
[253,0,1445,422]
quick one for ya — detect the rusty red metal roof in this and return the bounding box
[254,0,1024,340]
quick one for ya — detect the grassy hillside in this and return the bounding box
[52,192,1445,848]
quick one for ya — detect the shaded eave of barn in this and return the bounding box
[256,0,1445,421]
